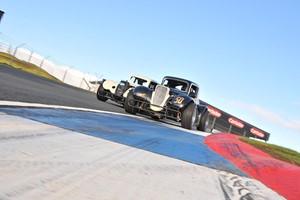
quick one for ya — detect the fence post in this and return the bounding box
[62,66,73,82]
[39,55,50,68]
[38,55,50,75]
[211,117,216,131]
[13,43,26,57]
[82,78,91,91]
[27,50,33,63]
[7,45,12,54]
[10,43,26,66]
[80,78,84,88]
[228,124,232,133]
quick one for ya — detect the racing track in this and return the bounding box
[0,64,292,199]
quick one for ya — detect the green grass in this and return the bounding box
[0,52,61,82]
[240,137,300,166]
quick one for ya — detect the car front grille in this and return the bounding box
[115,81,128,97]
[115,85,124,96]
[150,85,170,111]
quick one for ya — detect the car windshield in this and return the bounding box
[130,77,148,86]
[162,79,188,92]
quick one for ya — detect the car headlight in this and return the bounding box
[136,93,147,99]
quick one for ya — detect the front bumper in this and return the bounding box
[128,98,181,121]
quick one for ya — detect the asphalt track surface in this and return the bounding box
[0,64,124,113]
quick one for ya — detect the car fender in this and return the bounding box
[102,80,118,94]
[132,86,152,101]
[196,104,208,122]
[172,94,194,110]
[197,104,208,115]
[123,87,133,98]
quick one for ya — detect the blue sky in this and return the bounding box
[1,1,300,152]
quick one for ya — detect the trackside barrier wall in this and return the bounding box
[0,33,100,92]
[200,100,270,141]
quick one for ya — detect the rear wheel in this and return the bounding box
[124,91,138,114]
[181,103,197,130]
[96,84,108,102]
[197,110,211,132]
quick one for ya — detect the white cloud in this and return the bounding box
[249,105,282,124]
[224,99,300,132]
[283,119,300,131]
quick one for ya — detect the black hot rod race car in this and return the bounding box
[124,76,211,132]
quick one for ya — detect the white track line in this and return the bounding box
[0,100,130,115]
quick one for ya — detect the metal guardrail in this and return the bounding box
[0,32,101,93]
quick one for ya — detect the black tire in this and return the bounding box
[96,84,108,102]
[197,110,211,132]
[151,115,160,120]
[181,103,197,130]
[124,91,138,114]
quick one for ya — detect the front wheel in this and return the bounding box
[197,110,211,132]
[124,91,138,114]
[96,84,108,102]
[181,103,197,130]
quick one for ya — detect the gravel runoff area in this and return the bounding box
[0,102,285,200]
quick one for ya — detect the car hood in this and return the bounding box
[169,88,187,96]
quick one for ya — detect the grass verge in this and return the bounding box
[240,137,300,166]
[0,52,61,82]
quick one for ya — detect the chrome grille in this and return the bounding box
[152,85,168,106]
[115,82,125,96]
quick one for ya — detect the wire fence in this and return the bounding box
[0,32,101,92]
